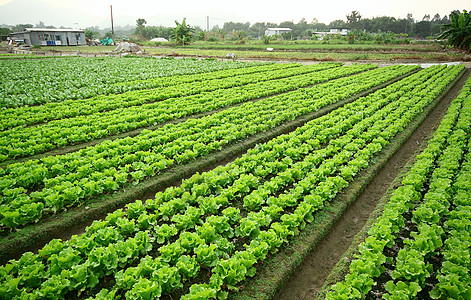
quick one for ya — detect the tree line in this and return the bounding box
[126,11,457,42]
[1,10,468,48]
[220,11,454,40]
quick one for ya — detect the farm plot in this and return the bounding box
[0,61,306,129]
[325,73,471,299]
[0,64,464,299]
[0,64,416,231]
[0,56,265,108]
[0,62,355,161]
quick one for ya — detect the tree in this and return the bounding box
[232,30,246,42]
[414,21,432,38]
[136,18,147,27]
[439,10,471,51]
[146,26,172,39]
[369,16,400,33]
[0,27,11,37]
[35,21,55,29]
[347,31,357,44]
[432,13,441,22]
[135,18,147,38]
[395,18,410,35]
[11,24,34,32]
[261,34,270,44]
[279,20,295,29]
[171,18,195,46]
[103,32,113,39]
[404,13,415,35]
[84,29,98,39]
[346,11,362,29]
[329,19,347,28]
[278,20,295,39]
[223,22,250,33]
[249,22,267,39]
[294,18,311,39]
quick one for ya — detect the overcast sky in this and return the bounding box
[0,0,469,29]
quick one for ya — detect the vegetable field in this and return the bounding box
[325,72,471,299]
[0,56,469,299]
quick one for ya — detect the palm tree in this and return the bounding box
[439,10,471,51]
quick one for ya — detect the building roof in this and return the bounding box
[27,28,84,32]
[266,28,292,31]
[12,28,84,34]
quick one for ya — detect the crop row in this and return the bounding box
[0,65,462,299]
[0,63,372,161]
[325,72,471,299]
[0,57,261,108]
[433,142,471,299]
[0,62,334,131]
[0,65,419,230]
[0,55,77,60]
[109,60,304,91]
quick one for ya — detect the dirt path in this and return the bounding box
[272,69,470,300]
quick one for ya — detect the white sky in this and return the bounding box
[0,0,469,29]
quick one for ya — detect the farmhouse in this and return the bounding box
[9,28,86,46]
[264,28,292,37]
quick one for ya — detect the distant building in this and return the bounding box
[9,28,86,46]
[328,28,349,36]
[265,28,292,37]
[313,28,350,40]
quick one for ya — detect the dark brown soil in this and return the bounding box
[272,69,470,300]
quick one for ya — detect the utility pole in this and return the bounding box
[110,5,115,45]
[207,16,209,32]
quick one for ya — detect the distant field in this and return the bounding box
[164,40,445,52]
[143,47,462,61]
[37,41,466,62]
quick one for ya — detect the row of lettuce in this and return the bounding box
[0,64,418,231]
[0,62,305,130]
[0,62,354,161]
[0,55,80,60]
[326,73,471,299]
[0,57,264,108]
[0,65,464,299]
